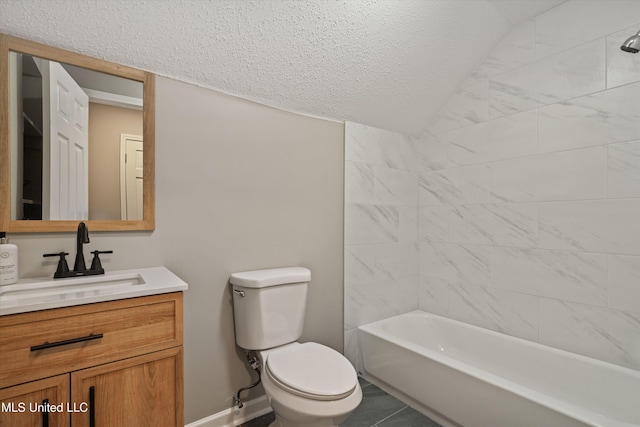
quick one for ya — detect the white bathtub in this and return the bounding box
[358,311,640,427]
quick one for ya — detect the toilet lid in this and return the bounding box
[266,342,357,401]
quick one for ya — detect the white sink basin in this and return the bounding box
[0,267,188,315]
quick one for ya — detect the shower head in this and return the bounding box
[621,29,640,53]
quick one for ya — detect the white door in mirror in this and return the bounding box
[44,61,89,220]
[120,134,143,220]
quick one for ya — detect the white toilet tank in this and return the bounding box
[230,267,310,350]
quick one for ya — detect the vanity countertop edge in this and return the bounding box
[0,266,188,316]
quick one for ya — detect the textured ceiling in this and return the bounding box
[0,0,565,136]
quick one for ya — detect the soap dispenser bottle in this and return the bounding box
[0,231,18,285]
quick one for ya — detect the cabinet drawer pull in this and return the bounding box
[30,333,104,351]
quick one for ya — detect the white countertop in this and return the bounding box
[0,266,188,316]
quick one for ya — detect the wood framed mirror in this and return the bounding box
[0,33,154,232]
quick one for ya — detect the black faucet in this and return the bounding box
[74,221,90,272]
[43,222,113,279]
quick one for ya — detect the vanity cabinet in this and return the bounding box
[0,292,183,427]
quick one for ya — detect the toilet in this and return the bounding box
[230,267,362,427]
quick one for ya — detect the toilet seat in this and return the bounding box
[265,342,357,401]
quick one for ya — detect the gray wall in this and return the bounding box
[10,76,346,424]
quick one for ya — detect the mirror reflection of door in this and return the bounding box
[120,134,143,220]
[43,61,89,220]
[19,55,89,220]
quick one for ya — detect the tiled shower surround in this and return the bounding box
[345,0,640,372]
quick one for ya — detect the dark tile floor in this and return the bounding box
[240,378,441,427]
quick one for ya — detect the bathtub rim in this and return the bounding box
[358,310,640,427]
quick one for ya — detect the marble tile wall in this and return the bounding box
[421,0,640,370]
[344,121,419,370]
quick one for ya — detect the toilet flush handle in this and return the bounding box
[233,289,245,297]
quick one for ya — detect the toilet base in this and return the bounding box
[268,412,349,427]
[261,366,362,427]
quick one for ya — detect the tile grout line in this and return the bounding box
[370,405,409,427]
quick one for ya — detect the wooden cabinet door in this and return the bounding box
[0,374,70,427]
[70,347,183,427]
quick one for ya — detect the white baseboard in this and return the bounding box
[185,395,272,427]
